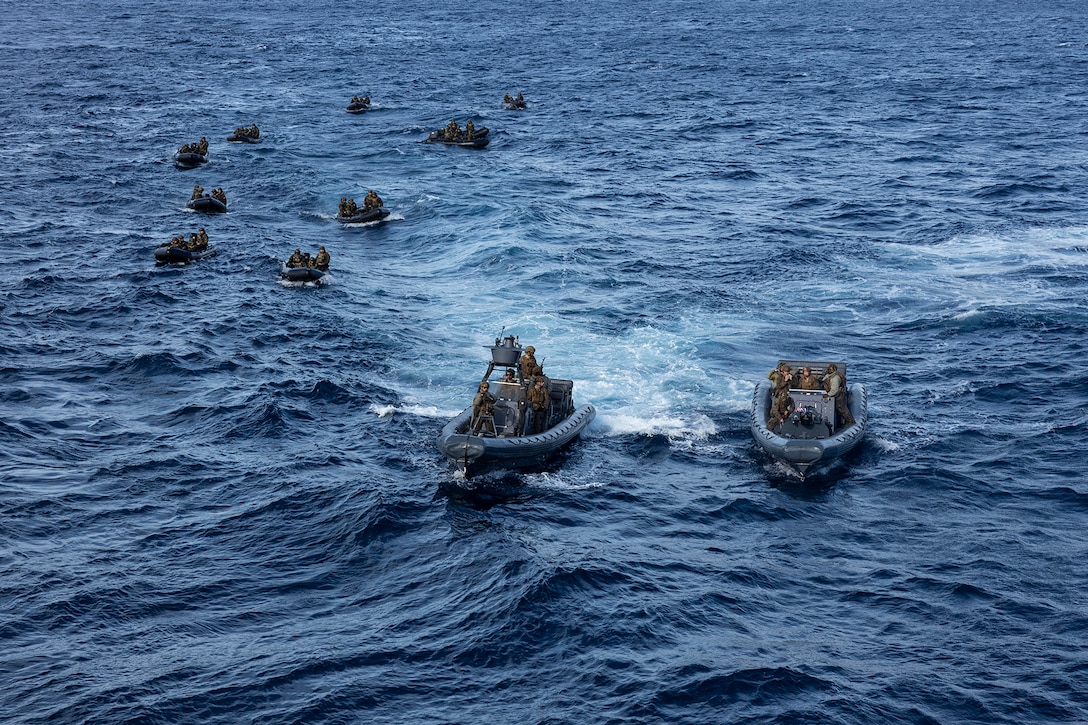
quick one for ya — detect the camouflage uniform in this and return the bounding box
[766,390,795,431]
[768,363,793,396]
[519,347,537,380]
[797,368,821,391]
[472,383,496,434]
[313,247,330,271]
[527,379,550,434]
[822,364,855,428]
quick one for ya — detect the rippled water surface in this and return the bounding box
[3,0,1088,722]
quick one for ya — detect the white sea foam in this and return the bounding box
[371,403,462,419]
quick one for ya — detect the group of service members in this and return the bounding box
[231,124,260,139]
[177,136,209,156]
[167,227,209,252]
[766,362,855,432]
[338,190,383,217]
[286,246,331,271]
[471,345,552,436]
[190,185,227,205]
[502,92,526,107]
[440,118,478,141]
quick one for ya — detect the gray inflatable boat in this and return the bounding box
[750,360,867,477]
[437,334,595,475]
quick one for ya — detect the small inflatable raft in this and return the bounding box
[154,246,216,265]
[174,152,208,169]
[425,127,490,148]
[336,207,390,224]
[186,195,227,214]
[280,265,325,283]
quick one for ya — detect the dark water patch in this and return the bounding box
[649,665,834,718]
[624,433,673,462]
[112,351,199,378]
[710,496,808,524]
[441,477,546,510]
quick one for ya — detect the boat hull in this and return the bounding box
[750,379,867,476]
[438,403,595,473]
[226,134,260,143]
[186,196,227,214]
[346,102,370,114]
[280,266,325,282]
[154,246,216,265]
[336,207,390,224]
[425,128,490,148]
[174,152,207,169]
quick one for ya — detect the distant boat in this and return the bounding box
[346,98,371,114]
[425,126,490,148]
[437,334,595,475]
[186,195,227,214]
[502,97,527,110]
[280,265,325,283]
[336,207,390,224]
[174,151,207,169]
[226,133,260,143]
[154,245,216,265]
[750,360,867,477]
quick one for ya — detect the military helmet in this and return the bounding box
[827,363,837,372]
[525,345,535,353]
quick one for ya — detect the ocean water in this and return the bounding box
[2,0,1087,722]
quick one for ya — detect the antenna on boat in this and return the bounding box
[495,327,505,346]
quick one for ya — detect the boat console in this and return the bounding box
[779,390,835,438]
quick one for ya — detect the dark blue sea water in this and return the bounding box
[3,0,1088,722]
